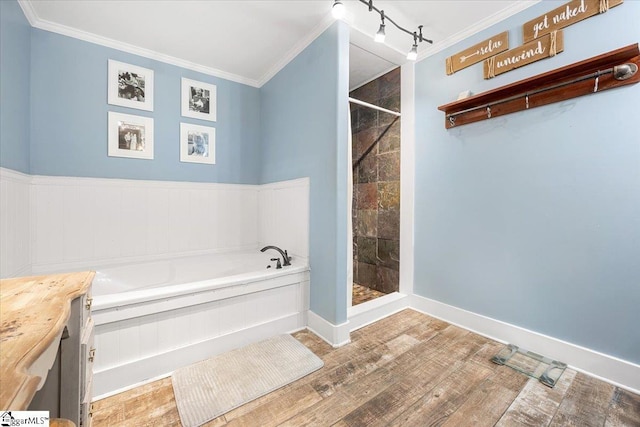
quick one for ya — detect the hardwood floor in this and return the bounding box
[91,310,640,427]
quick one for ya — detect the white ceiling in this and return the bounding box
[21,0,539,88]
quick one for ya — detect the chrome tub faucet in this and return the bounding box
[260,245,291,266]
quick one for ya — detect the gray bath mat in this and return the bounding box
[171,334,324,427]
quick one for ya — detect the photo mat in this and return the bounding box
[181,78,217,122]
[180,123,216,164]
[108,60,154,111]
[108,112,154,159]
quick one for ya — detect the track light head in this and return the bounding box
[332,0,346,19]
[374,10,386,43]
[407,44,418,61]
[407,32,419,61]
[374,24,386,43]
[331,0,432,51]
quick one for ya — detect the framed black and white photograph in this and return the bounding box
[181,78,217,122]
[180,123,215,164]
[108,60,154,111]
[108,112,154,159]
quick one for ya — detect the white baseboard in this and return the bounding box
[410,294,640,394]
[92,313,302,399]
[92,372,173,402]
[307,310,351,348]
[348,292,410,332]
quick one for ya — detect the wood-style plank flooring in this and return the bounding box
[91,310,640,426]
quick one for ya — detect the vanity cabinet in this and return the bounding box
[0,272,95,426]
[60,290,95,426]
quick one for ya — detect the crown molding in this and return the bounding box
[416,0,541,62]
[17,0,261,88]
[16,0,37,26]
[17,0,541,88]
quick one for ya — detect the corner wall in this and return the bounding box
[260,21,350,326]
[414,1,640,365]
[0,0,31,173]
[0,1,32,277]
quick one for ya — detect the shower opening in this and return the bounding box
[350,66,401,306]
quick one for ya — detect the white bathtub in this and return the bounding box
[91,249,310,399]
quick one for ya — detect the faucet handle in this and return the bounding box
[283,250,291,266]
[271,258,282,269]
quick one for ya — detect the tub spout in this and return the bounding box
[260,245,291,266]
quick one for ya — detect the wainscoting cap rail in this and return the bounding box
[438,43,640,129]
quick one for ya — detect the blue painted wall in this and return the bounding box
[1,0,31,173]
[260,21,350,325]
[414,1,640,363]
[29,29,261,184]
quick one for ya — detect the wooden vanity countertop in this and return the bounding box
[0,271,94,410]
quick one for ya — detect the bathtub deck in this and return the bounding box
[91,309,640,427]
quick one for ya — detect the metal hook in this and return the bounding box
[525,94,529,109]
[448,115,456,127]
[593,74,599,93]
[487,106,492,119]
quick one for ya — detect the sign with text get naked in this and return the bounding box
[523,0,623,42]
[446,31,509,75]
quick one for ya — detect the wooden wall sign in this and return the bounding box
[484,30,564,79]
[446,31,509,75]
[523,0,623,43]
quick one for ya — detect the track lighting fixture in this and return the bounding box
[406,32,418,60]
[331,1,432,60]
[374,11,386,43]
[332,0,346,19]
[407,43,418,61]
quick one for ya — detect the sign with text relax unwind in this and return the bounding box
[446,32,509,75]
[483,30,564,79]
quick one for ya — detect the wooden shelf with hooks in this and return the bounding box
[438,43,640,129]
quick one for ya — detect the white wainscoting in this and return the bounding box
[258,177,310,261]
[92,272,309,398]
[0,168,31,278]
[1,172,310,276]
[29,175,260,274]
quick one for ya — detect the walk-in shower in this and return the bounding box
[350,67,401,305]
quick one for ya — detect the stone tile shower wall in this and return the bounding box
[350,68,400,294]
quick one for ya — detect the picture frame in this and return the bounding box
[108,112,154,160]
[108,60,154,111]
[180,123,215,164]
[181,78,217,122]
